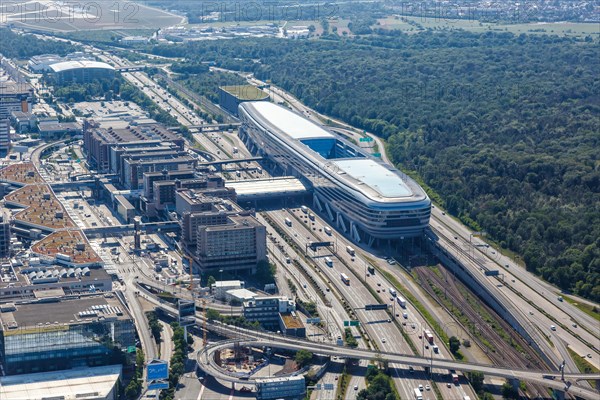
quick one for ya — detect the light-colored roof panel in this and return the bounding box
[49,60,115,73]
[227,177,307,196]
[246,101,334,140]
[331,159,413,198]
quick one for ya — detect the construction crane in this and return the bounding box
[186,254,207,348]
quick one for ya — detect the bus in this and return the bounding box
[389,288,397,297]
[424,330,434,344]
[413,388,423,400]
[324,226,332,236]
[397,296,406,308]
[452,373,459,384]
[285,218,292,227]
[341,273,350,285]
[367,265,375,275]
[325,257,333,267]
[346,246,355,256]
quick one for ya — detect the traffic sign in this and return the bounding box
[344,320,359,327]
[373,152,381,157]
[127,345,137,353]
[146,359,169,381]
[365,304,388,311]
[359,137,373,142]
[484,270,499,276]
[148,381,169,390]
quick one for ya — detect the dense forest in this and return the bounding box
[151,31,599,301]
[0,29,77,58]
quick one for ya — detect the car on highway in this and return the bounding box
[387,318,392,323]
[354,385,358,390]
[425,385,430,391]
[550,325,557,331]
[418,384,424,391]
[447,383,452,388]
[377,283,381,286]
[376,289,380,293]
[381,338,386,343]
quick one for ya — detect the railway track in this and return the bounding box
[416,266,560,399]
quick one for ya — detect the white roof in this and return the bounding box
[226,177,307,196]
[226,288,257,299]
[331,159,413,198]
[214,280,243,288]
[0,365,121,400]
[247,102,334,140]
[49,60,115,73]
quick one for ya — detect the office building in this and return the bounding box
[83,120,184,172]
[0,295,135,375]
[0,81,33,119]
[0,211,10,258]
[10,111,37,133]
[239,101,431,246]
[256,376,306,400]
[196,215,267,273]
[0,118,9,154]
[243,296,295,328]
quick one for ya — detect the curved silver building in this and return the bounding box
[239,101,430,245]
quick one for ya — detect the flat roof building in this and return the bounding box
[239,101,431,246]
[243,296,295,329]
[0,364,122,400]
[0,295,135,375]
[49,61,115,84]
[0,81,33,119]
[83,120,184,172]
[219,85,269,116]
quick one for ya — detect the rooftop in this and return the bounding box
[0,81,33,96]
[331,159,413,198]
[6,184,76,230]
[49,60,115,73]
[0,294,128,330]
[221,85,269,101]
[30,230,102,265]
[226,177,307,198]
[244,101,334,140]
[280,312,305,329]
[0,162,44,185]
[214,280,244,288]
[0,364,122,400]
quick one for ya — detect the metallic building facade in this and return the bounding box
[239,102,431,245]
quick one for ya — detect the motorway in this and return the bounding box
[240,74,600,373]
[266,209,474,400]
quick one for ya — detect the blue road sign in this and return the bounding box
[147,360,169,381]
[148,381,169,390]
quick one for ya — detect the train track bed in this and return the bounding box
[414,265,557,399]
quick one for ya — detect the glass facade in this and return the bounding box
[0,319,135,375]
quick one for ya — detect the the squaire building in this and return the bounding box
[238,101,431,245]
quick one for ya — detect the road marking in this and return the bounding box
[196,382,205,400]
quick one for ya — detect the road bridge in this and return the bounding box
[197,339,600,399]
[83,221,180,237]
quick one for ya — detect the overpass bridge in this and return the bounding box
[138,288,599,399]
[196,338,600,399]
[83,221,180,237]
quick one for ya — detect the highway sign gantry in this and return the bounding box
[146,359,169,381]
[365,304,388,311]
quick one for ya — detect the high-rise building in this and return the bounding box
[0,119,10,154]
[0,211,10,258]
[0,82,33,119]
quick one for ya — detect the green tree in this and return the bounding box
[449,336,461,354]
[467,371,485,393]
[207,275,216,287]
[501,382,519,399]
[206,308,220,321]
[295,349,313,368]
